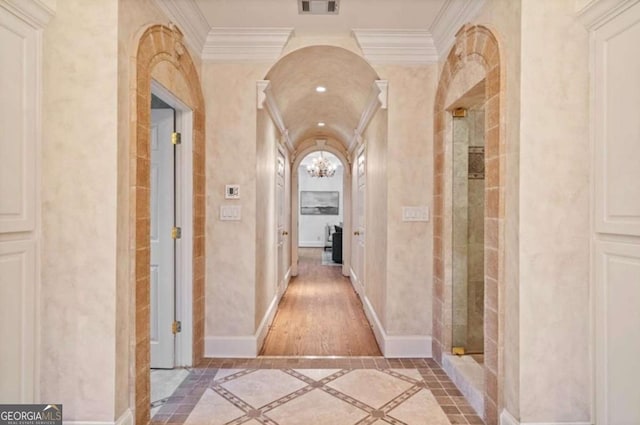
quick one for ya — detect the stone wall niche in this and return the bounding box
[432,25,504,425]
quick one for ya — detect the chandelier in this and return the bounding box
[306,151,336,178]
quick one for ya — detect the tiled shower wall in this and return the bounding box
[433,25,503,425]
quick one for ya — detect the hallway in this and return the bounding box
[261,248,381,356]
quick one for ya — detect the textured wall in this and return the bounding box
[375,65,437,336]
[41,0,119,420]
[517,0,590,421]
[203,63,269,337]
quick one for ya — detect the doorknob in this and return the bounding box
[282,231,289,236]
[354,231,360,236]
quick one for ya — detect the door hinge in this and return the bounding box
[172,320,182,334]
[171,132,182,145]
[171,226,182,239]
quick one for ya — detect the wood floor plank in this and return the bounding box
[260,248,382,356]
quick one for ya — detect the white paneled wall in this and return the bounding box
[588,1,640,423]
[0,0,53,402]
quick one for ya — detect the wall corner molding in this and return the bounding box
[257,80,294,152]
[203,27,293,63]
[348,80,387,153]
[351,29,438,65]
[152,0,210,55]
[429,0,485,59]
[0,0,55,28]
[576,0,639,29]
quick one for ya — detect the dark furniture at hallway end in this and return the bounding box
[332,226,343,263]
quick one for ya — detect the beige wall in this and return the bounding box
[41,0,119,420]
[203,63,269,338]
[517,0,590,421]
[375,65,437,336]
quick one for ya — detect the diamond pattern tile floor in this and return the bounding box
[150,358,484,425]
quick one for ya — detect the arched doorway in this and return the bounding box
[291,139,352,278]
[432,24,504,425]
[130,24,206,425]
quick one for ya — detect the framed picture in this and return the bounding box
[300,191,339,215]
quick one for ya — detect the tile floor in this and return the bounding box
[151,368,191,417]
[150,358,484,425]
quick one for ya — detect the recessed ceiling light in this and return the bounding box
[316,86,326,93]
[317,122,325,127]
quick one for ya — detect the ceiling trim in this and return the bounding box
[576,0,639,29]
[203,27,294,63]
[152,0,210,54]
[0,0,55,28]
[351,29,438,65]
[430,0,485,59]
[257,80,295,153]
[348,80,388,153]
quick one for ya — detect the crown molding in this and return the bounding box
[203,27,293,63]
[257,80,294,152]
[0,0,55,28]
[430,0,485,59]
[576,0,639,29]
[352,29,438,65]
[152,0,210,55]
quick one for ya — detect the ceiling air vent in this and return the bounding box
[298,0,340,15]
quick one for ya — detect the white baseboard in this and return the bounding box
[205,335,257,358]
[205,292,281,358]
[255,293,281,353]
[64,409,132,425]
[499,410,592,425]
[362,295,432,358]
[299,241,326,248]
[349,267,363,295]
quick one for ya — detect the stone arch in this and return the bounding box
[432,24,504,425]
[131,24,205,425]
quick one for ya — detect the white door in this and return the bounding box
[592,3,640,423]
[352,148,366,293]
[0,6,39,402]
[150,108,175,369]
[276,151,286,295]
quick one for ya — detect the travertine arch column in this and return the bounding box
[131,24,205,425]
[432,24,504,425]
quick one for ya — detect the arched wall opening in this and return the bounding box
[291,139,352,278]
[432,24,505,425]
[130,24,205,425]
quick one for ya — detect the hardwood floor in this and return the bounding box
[260,248,381,356]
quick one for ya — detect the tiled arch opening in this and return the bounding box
[132,24,206,425]
[432,25,504,425]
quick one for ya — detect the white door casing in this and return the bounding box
[150,108,175,369]
[276,149,286,295]
[351,146,366,295]
[590,2,640,423]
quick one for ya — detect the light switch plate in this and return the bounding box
[220,205,241,221]
[402,206,429,222]
[225,184,240,199]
